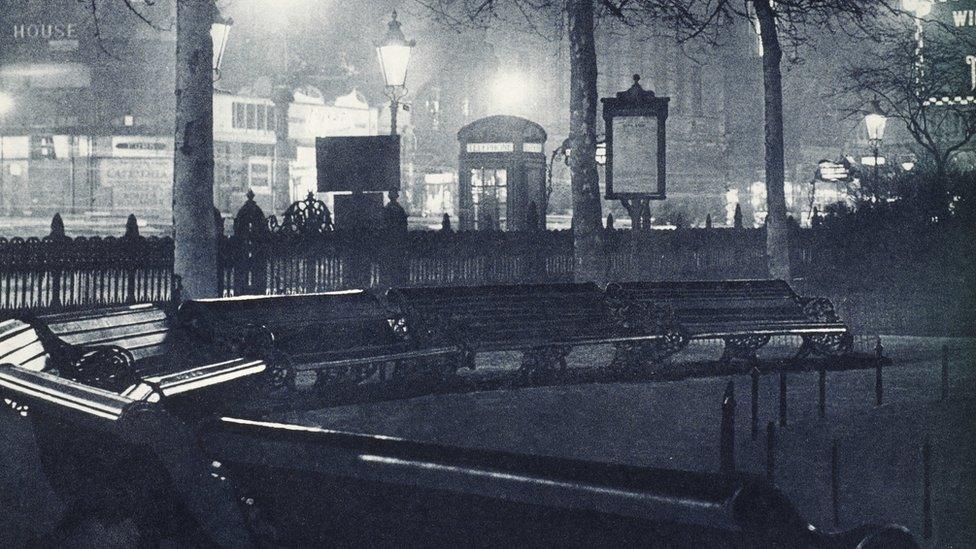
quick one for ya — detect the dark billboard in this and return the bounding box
[316,135,401,193]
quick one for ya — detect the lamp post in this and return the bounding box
[211,10,233,83]
[0,92,12,216]
[376,10,415,136]
[864,98,887,183]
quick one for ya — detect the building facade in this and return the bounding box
[0,1,394,221]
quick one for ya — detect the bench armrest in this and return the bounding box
[0,363,134,422]
[62,344,139,392]
[122,357,267,401]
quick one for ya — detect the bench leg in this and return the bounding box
[643,327,690,364]
[518,346,570,381]
[609,343,643,372]
[721,335,771,364]
[801,333,854,358]
[315,363,380,389]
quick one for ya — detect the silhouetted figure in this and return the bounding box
[383,191,408,234]
[606,213,614,230]
[441,213,452,232]
[705,213,713,229]
[49,213,66,240]
[124,214,139,239]
[734,204,744,229]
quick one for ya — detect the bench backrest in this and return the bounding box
[177,290,403,359]
[36,304,173,362]
[611,280,815,327]
[388,283,619,349]
[0,319,51,371]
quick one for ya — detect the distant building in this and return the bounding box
[0,0,395,220]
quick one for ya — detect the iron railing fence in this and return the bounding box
[0,195,971,337]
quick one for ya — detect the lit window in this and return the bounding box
[470,168,507,230]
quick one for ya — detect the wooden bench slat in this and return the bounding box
[54,322,171,347]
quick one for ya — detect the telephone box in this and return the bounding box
[457,115,547,231]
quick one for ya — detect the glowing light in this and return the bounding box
[491,72,529,112]
[902,0,932,17]
[0,92,12,116]
[376,11,415,88]
[864,99,887,142]
[901,161,915,171]
[211,13,233,76]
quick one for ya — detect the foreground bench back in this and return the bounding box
[0,319,51,372]
[202,415,917,547]
[37,304,173,363]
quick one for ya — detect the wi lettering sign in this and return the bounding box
[923,0,976,106]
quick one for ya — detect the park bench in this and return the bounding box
[606,279,853,363]
[0,307,269,547]
[386,282,686,374]
[176,290,465,389]
[0,304,269,397]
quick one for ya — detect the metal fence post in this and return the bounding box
[831,439,840,527]
[941,345,949,402]
[778,371,787,427]
[923,435,932,540]
[818,366,826,418]
[720,380,735,474]
[750,366,759,440]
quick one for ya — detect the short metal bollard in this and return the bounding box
[923,435,932,540]
[941,345,949,402]
[875,360,883,406]
[750,366,759,440]
[765,421,776,482]
[778,371,787,427]
[831,440,840,527]
[720,380,735,474]
[818,367,826,418]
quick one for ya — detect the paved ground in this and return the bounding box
[1,336,972,547]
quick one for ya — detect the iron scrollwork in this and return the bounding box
[63,345,139,391]
[605,284,689,369]
[276,192,333,237]
[797,296,853,357]
[517,345,570,382]
[721,335,771,363]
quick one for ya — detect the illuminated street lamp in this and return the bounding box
[211,9,234,82]
[864,98,888,181]
[902,0,932,17]
[376,10,415,136]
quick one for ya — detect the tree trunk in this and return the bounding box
[754,0,790,281]
[567,0,605,284]
[173,0,218,299]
